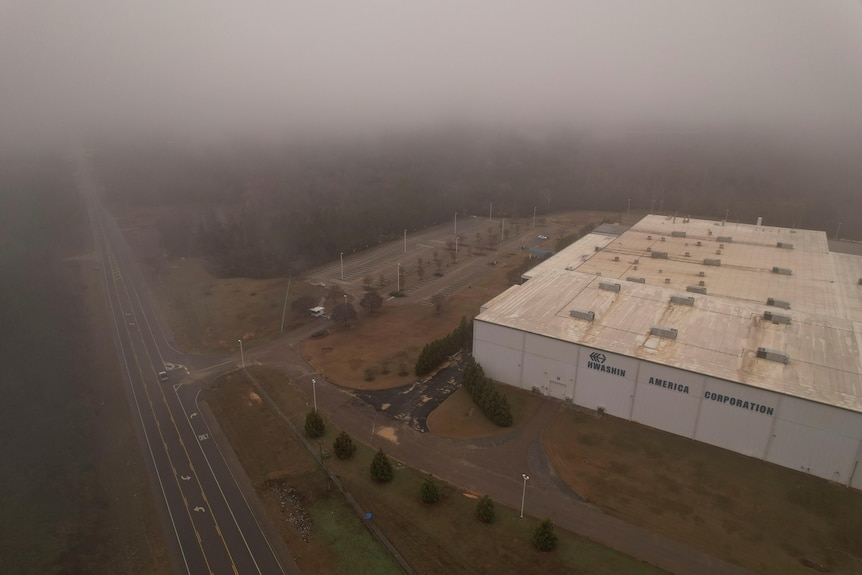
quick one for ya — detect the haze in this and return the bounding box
[2,0,861,148]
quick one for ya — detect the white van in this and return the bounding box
[309,306,325,317]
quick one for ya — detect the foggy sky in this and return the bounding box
[2,1,861,147]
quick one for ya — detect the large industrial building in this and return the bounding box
[473,215,862,488]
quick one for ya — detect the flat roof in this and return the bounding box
[477,215,862,413]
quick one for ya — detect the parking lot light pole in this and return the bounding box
[520,474,530,518]
[454,212,457,235]
[238,339,244,368]
[397,263,401,293]
[340,252,344,280]
[312,378,317,411]
[533,206,537,228]
[403,229,407,253]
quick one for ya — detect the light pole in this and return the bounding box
[403,229,407,254]
[454,212,458,235]
[532,206,537,228]
[489,202,493,221]
[836,222,842,240]
[455,235,459,262]
[237,339,244,369]
[520,474,530,518]
[397,263,400,293]
[280,275,291,332]
[312,378,317,411]
[340,252,344,280]
[501,218,505,241]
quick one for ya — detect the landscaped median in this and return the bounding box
[203,365,667,575]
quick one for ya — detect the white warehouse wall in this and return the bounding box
[472,327,862,487]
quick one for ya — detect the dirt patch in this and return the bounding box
[375,426,400,445]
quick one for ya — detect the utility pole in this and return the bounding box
[532,206,537,228]
[280,275,291,332]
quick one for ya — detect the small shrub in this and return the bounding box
[364,367,377,381]
[304,409,325,438]
[332,431,356,460]
[370,448,394,483]
[419,477,441,504]
[475,495,496,523]
[532,519,559,552]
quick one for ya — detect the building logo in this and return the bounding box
[586,351,626,377]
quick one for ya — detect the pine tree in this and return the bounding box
[370,448,394,483]
[332,431,356,460]
[475,495,496,523]
[419,477,441,504]
[532,519,559,551]
[304,408,325,438]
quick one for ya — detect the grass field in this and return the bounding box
[205,365,667,575]
[543,409,862,574]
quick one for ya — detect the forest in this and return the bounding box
[95,127,862,278]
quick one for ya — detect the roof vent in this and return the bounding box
[646,247,652,252]
[670,295,695,306]
[708,229,713,235]
[757,347,790,364]
[671,231,686,238]
[687,285,707,294]
[664,278,671,284]
[598,281,621,292]
[699,271,706,277]
[595,246,601,252]
[650,326,678,339]
[767,298,791,309]
[570,309,595,321]
[614,256,620,262]
[696,241,703,246]
[698,280,706,286]
[717,236,732,243]
[633,259,640,264]
[651,251,668,259]
[776,242,794,249]
[858,278,862,285]
[660,236,666,242]
[684,252,690,257]
[703,258,721,266]
[763,311,791,324]
[772,267,793,276]
[647,235,653,240]
[627,277,646,284]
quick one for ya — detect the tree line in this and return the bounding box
[414,316,473,377]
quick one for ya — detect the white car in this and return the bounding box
[538,235,548,240]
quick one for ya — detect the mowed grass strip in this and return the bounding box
[544,409,862,575]
[245,365,667,575]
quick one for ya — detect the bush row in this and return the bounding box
[463,358,513,427]
[414,316,473,377]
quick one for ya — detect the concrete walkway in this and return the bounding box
[253,340,752,575]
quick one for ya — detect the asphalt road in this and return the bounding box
[77,152,296,575]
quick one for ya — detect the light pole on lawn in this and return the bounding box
[520,473,530,519]
[312,378,317,411]
[237,339,244,369]
[533,206,537,228]
[454,212,458,235]
[397,263,401,293]
[403,229,407,254]
[340,251,344,280]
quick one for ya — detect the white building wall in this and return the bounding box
[765,396,862,484]
[694,378,778,458]
[632,364,705,438]
[573,348,638,418]
[472,321,525,388]
[522,334,579,400]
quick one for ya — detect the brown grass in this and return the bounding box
[544,409,862,575]
[427,386,544,440]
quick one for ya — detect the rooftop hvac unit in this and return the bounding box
[696,241,703,246]
[614,256,620,261]
[757,347,789,364]
[698,280,706,286]
[647,235,653,240]
[664,278,671,283]
[715,250,722,255]
[646,247,652,252]
[776,242,794,249]
[763,311,791,324]
[708,229,713,235]
[699,271,706,277]
[650,326,678,339]
[660,236,666,242]
[704,258,721,266]
[719,244,725,249]
[651,251,669,259]
[859,278,862,285]
[633,259,640,264]
[767,298,791,309]
[670,295,695,306]
[627,277,646,283]
[687,285,707,294]
[570,309,595,321]
[598,281,621,292]
[595,246,601,252]
[684,252,691,257]
[633,265,638,270]
[717,236,733,243]
[772,267,793,276]
[671,231,686,238]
